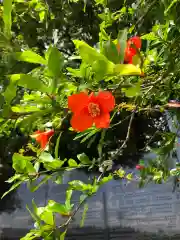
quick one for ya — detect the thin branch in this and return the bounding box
[112,111,135,161]
[58,166,108,230]
[134,0,158,30]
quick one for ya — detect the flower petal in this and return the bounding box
[45,129,55,138]
[94,112,110,129]
[128,36,141,49]
[68,92,89,113]
[124,47,136,63]
[41,136,48,149]
[97,91,115,112]
[36,134,48,149]
[71,112,93,132]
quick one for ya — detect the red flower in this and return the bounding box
[68,91,115,132]
[136,164,145,170]
[30,129,54,149]
[124,36,141,64]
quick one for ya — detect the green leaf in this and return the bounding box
[77,153,91,165]
[26,162,36,174]
[81,129,99,143]
[5,174,22,183]
[68,159,78,167]
[3,0,13,39]
[20,230,41,240]
[11,105,40,113]
[3,82,17,104]
[47,200,69,214]
[80,203,88,227]
[1,181,22,199]
[39,152,64,170]
[116,168,126,178]
[117,29,127,63]
[80,194,87,203]
[66,67,82,78]
[69,180,92,192]
[0,32,11,49]
[52,175,62,184]
[9,74,49,93]
[126,173,133,180]
[132,55,141,67]
[60,231,67,240]
[65,189,74,211]
[15,51,47,65]
[73,40,110,64]
[26,204,41,226]
[12,153,33,173]
[141,32,157,41]
[39,152,54,162]
[114,64,142,75]
[99,174,113,185]
[30,175,51,192]
[122,82,141,97]
[165,0,178,15]
[55,132,62,159]
[40,210,54,225]
[48,46,64,77]
[103,39,119,64]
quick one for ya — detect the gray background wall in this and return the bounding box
[1,166,180,239]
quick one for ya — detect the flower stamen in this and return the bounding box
[88,103,100,117]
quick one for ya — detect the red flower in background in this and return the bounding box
[68,91,115,132]
[30,129,54,149]
[136,164,145,170]
[117,36,141,64]
[124,36,141,64]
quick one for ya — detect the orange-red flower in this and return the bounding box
[68,91,115,132]
[30,129,54,149]
[124,36,141,64]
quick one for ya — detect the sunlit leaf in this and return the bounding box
[1,181,22,199]
[48,46,64,77]
[46,200,69,214]
[69,180,92,191]
[5,174,22,183]
[73,40,109,64]
[9,74,49,93]
[30,175,51,192]
[117,29,127,63]
[65,189,74,211]
[39,152,64,170]
[68,159,78,167]
[80,203,88,227]
[20,230,41,240]
[77,153,91,165]
[114,64,142,75]
[40,210,54,225]
[3,0,13,39]
[12,153,33,173]
[15,51,47,65]
[60,230,67,240]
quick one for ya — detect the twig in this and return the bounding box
[59,196,88,229]
[58,166,108,230]
[112,111,135,161]
[134,0,158,30]
[110,114,131,128]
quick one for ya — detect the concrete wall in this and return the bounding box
[1,167,180,239]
